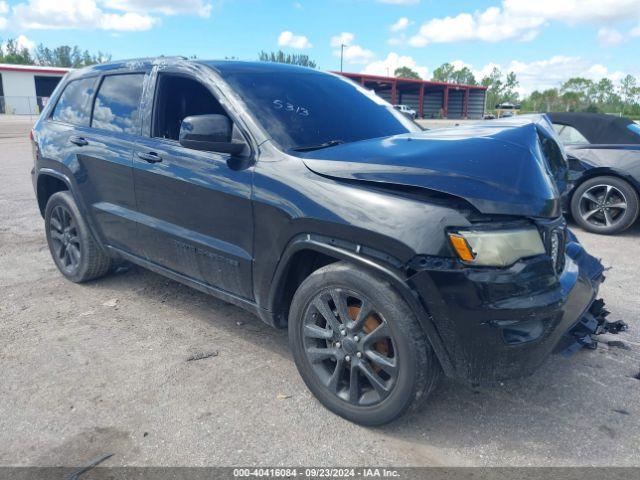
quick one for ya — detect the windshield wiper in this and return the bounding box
[291,139,345,152]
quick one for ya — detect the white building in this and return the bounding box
[0,64,70,115]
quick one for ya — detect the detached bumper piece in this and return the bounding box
[559,299,629,356]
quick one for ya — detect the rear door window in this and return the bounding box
[552,123,589,144]
[92,74,145,135]
[51,77,98,126]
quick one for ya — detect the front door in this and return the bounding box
[132,70,254,299]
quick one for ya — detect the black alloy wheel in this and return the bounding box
[289,262,441,425]
[44,191,112,283]
[302,288,398,406]
[48,204,82,275]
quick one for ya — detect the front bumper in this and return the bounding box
[408,230,607,383]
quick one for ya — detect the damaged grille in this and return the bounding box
[537,219,566,273]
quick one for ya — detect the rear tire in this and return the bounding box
[570,176,639,234]
[44,191,112,283]
[288,261,441,425]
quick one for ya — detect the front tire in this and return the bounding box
[570,176,639,234]
[288,262,441,425]
[44,191,112,283]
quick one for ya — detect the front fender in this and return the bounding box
[265,233,456,377]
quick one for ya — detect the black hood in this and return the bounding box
[300,118,564,218]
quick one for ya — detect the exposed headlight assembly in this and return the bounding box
[448,227,545,267]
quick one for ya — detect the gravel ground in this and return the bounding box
[1,117,639,467]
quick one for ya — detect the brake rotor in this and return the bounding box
[347,305,389,371]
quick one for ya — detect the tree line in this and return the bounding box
[0,37,110,68]
[405,61,640,118]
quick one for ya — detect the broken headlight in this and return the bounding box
[448,226,546,267]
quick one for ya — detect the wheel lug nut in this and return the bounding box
[345,355,351,362]
[341,330,347,336]
[335,342,341,348]
[356,352,362,358]
[354,335,360,342]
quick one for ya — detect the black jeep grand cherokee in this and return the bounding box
[31,58,608,425]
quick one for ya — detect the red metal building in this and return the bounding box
[335,72,487,120]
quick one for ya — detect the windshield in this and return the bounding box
[221,70,420,150]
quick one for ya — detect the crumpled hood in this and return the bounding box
[301,119,564,218]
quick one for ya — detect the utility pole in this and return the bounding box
[340,44,345,72]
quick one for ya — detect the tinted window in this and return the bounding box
[153,75,227,141]
[222,71,419,151]
[553,123,589,144]
[51,77,97,126]
[92,74,145,134]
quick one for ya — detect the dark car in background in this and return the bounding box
[30,58,613,425]
[549,112,640,234]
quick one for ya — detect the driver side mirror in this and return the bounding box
[179,114,245,155]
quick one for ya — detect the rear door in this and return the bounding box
[40,73,146,253]
[79,72,149,252]
[131,67,255,299]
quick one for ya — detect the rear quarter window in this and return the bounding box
[51,77,98,126]
[91,74,145,134]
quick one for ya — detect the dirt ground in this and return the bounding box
[1,116,639,467]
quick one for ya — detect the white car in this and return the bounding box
[393,104,416,119]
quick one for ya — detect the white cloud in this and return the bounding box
[390,17,411,31]
[409,0,640,46]
[331,32,374,64]
[100,11,157,30]
[630,23,640,37]
[503,0,640,25]
[11,0,158,30]
[15,34,35,50]
[598,27,625,45]
[341,44,375,64]
[103,0,212,18]
[278,30,312,49]
[330,32,355,47]
[0,0,8,27]
[409,6,545,46]
[361,52,428,79]
[378,0,419,4]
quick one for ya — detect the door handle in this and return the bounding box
[137,151,163,163]
[69,136,88,147]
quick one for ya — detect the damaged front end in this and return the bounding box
[559,299,629,356]
[554,231,628,357]
[300,114,628,383]
[407,226,627,384]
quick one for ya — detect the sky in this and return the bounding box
[1,0,640,95]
